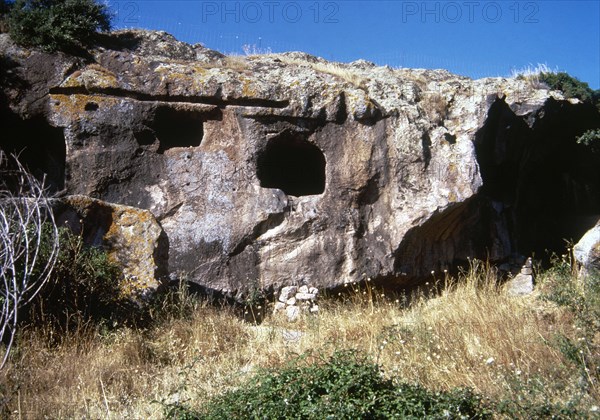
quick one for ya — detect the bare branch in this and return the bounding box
[0,151,60,369]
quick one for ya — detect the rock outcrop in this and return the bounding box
[574,221,600,272]
[2,30,600,298]
[54,195,167,299]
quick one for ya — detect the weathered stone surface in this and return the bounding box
[54,195,166,299]
[574,221,600,271]
[2,30,600,298]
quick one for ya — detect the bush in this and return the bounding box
[540,256,600,398]
[7,0,111,53]
[26,226,127,330]
[167,350,491,419]
[539,72,600,112]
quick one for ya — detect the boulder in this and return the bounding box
[574,221,600,271]
[2,30,600,298]
[54,195,167,299]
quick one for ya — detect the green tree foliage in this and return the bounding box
[7,0,111,52]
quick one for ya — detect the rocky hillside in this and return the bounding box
[1,30,599,298]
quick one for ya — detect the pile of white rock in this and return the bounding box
[505,257,534,296]
[273,285,319,322]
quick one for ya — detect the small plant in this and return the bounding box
[576,128,600,153]
[147,276,200,322]
[7,0,111,53]
[173,349,490,419]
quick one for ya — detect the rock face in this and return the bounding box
[2,30,600,297]
[574,221,600,272]
[54,195,167,298]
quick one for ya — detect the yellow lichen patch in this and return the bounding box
[241,77,257,97]
[155,63,215,93]
[51,94,120,121]
[103,206,161,298]
[61,64,119,90]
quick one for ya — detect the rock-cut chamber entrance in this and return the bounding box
[257,131,326,197]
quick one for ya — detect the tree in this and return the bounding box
[0,151,59,369]
[7,0,111,52]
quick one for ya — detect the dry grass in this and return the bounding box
[0,261,597,418]
[277,56,367,88]
[420,92,448,125]
[510,63,558,89]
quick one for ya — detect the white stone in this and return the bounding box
[286,297,297,306]
[286,305,300,322]
[273,302,286,312]
[282,329,303,342]
[295,292,316,301]
[279,286,298,302]
[520,267,533,275]
[506,273,534,296]
[298,285,309,293]
[309,287,319,295]
[309,305,319,314]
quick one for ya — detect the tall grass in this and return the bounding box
[0,260,598,418]
[509,63,558,89]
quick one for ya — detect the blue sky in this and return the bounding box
[107,1,600,89]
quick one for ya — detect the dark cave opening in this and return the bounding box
[0,109,66,192]
[257,132,326,197]
[393,97,600,280]
[474,97,600,262]
[153,106,204,153]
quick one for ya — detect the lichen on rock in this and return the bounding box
[1,29,599,299]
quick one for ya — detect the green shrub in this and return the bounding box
[7,0,111,53]
[167,350,491,419]
[539,72,600,113]
[541,257,600,396]
[27,226,127,329]
[539,72,595,102]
